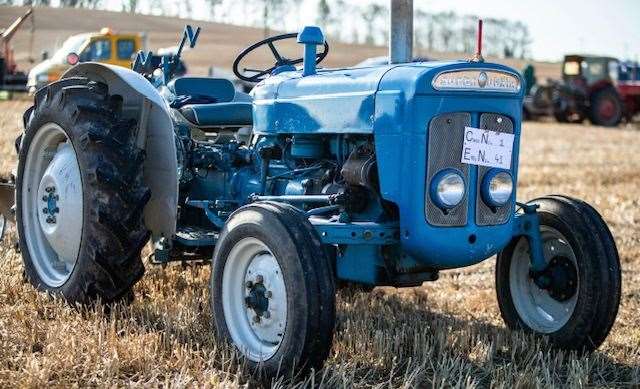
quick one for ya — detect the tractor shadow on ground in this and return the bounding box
[115,282,637,387]
[333,288,638,387]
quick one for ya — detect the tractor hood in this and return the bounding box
[251,61,523,135]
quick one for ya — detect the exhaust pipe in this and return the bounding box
[389,0,413,64]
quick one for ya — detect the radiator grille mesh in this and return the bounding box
[425,112,471,226]
[476,113,514,226]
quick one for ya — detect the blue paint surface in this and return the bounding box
[251,60,524,271]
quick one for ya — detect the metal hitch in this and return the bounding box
[0,177,16,243]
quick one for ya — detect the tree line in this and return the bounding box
[1,0,531,59]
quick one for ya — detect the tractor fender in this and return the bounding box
[62,63,177,243]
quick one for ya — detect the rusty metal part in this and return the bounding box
[389,0,413,64]
[0,179,15,223]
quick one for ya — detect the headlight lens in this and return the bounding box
[36,73,49,82]
[431,171,465,209]
[483,171,513,206]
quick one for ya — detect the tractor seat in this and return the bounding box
[180,102,253,127]
[170,76,254,128]
[169,77,236,102]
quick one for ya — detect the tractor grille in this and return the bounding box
[476,113,514,226]
[425,112,515,227]
[425,112,471,226]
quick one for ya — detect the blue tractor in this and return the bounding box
[9,0,620,377]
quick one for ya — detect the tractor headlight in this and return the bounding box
[482,171,513,207]
[36,73,49,83]
[431,170,465,209]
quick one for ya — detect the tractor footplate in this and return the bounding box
[150,227,218,265]
[174,226,218,247]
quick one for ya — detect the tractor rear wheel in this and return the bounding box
[496,196,620,351]
[16,77,150,304]
[589,87,623,127]
[210,202,335,377]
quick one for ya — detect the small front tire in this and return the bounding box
[211,202,335,377]
[496,195,621,351]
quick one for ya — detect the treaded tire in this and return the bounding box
[16,77,150,304]
[496,196,621,351]
[589,87,623,127]
[211,201,335,378]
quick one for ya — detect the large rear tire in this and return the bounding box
[496,196,620,351]
[16,77,150,304]
[211,202,335,377]
[589,87,623,127]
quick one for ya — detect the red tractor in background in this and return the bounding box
[552,54,640,126]
[0,7,33,92]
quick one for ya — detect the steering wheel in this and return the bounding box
[233,33,329,83]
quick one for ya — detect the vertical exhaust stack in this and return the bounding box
[389,0,413,64]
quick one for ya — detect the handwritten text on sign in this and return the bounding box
[461,127,514,169]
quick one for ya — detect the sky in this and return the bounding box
[92,0,640,62]
[420,0,640,62]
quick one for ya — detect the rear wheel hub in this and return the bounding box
[22,123,83,287]
[598,98,616,120]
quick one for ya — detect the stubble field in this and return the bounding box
[0,98,639,387]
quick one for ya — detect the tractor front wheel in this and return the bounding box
[496,195,620,351]
[211,202,335,377]
[16,77,150,304]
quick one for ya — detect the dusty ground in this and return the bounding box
[0,98,639,387]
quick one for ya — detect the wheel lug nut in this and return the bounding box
[256,275,264,284]
[42,196,48,201]
[42,208,48,214]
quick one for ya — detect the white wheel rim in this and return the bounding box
[509,226,579,333]
[21,123,83,287]
[221,237,287,362]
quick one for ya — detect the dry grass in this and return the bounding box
[0,99,639,387]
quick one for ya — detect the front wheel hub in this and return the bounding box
[508,226,580,333]
[544,256,578,301]
[221,238,287,362]
[245,277,270,318]
[531,256,578,302]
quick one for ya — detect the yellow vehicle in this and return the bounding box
[27,28,144,92]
